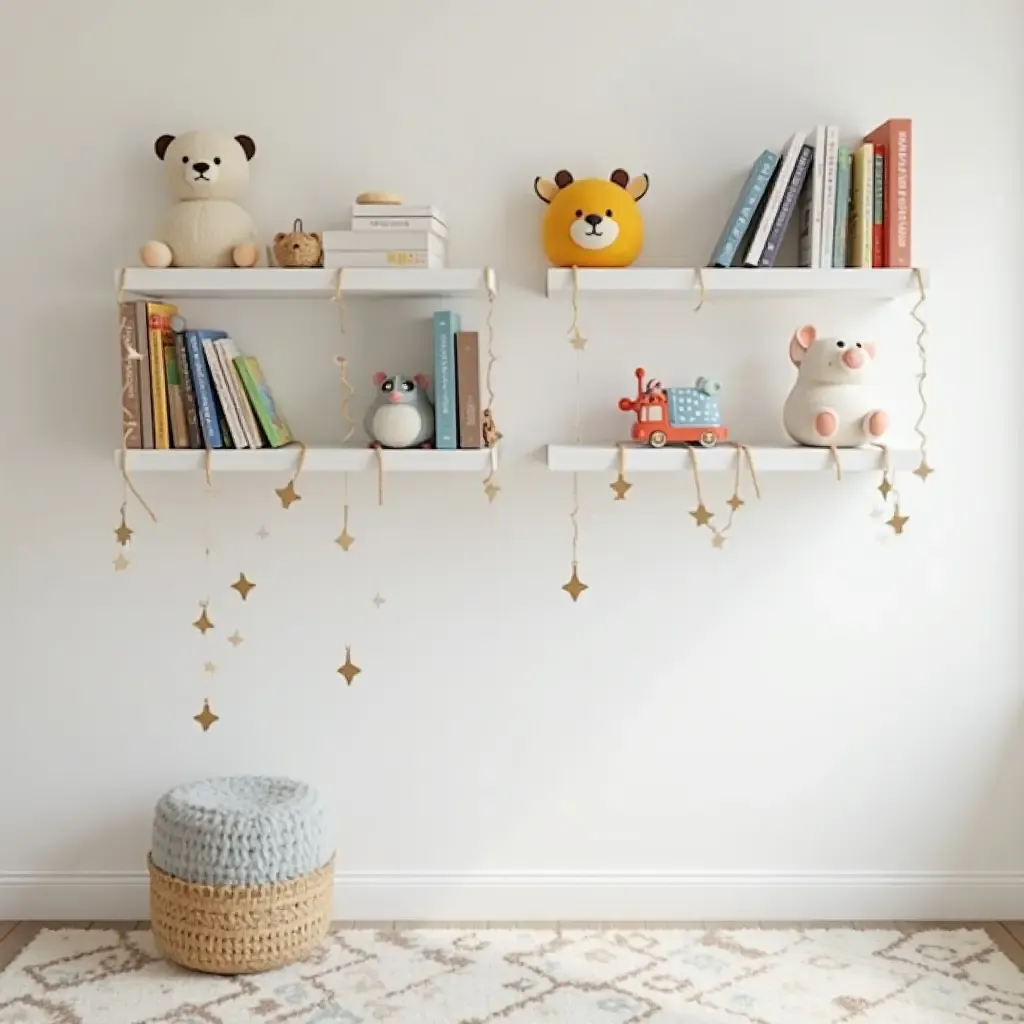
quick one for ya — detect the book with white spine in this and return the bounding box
[215,337,264,448]
[742,131,807,266]
[201,336,248,448]
[819,125,840,267]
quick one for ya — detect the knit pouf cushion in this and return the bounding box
[151,776,332,887]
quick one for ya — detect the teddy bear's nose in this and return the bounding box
[584,213,603,226]
[192,162,210,174]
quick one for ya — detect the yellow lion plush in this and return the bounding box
[533,168,649,268]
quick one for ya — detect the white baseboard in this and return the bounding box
[1,870,1022,922]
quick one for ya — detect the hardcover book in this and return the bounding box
[183,330,224,449]
[202,337,249,449]
[832,148,853,268]
[118,302,142,448]
[743,131,807,267]
[864,118,911,267]
[798,125,828,268]
[172,327,202,448]
[454,331,482,448]
[163,345,189,449]
[133,302,155,449]
[234,356,293,448]
[145,302,177,450]
[215,338,264,448]
[758,143,813,267]
[708,150,778,268]
[432,310,460,449]
[849,142,875,268]
[819,125,840,267]
[872,147,886,267]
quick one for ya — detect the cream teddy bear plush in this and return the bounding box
[141,131,259,268]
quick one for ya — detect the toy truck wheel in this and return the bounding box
[699,431,717,447]
[649,431,667,448]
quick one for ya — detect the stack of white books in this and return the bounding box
[322,204,447,269]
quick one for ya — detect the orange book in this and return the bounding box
[146,302,177,449]
[864,119,911,267]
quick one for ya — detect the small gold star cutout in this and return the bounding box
[227,631,244,647]
[484,479,501,503]
[562,563,588,602]
[569,332,588,351]
[231,573,256,601]
[114,515,133,546]
[335,528,355,551]
[204,660,217,674]
[913,460,934,481]
[113,553,130,572]
[878,475,893,500]
[887,506,910,535]
[690,504,714,527]
[610,474,632,501]
[711,533,727,549]
[275,480,301,509]
[726,493,744,512]
[372,593,386,609]
[193,699,219,732]
[337,646,362,685]
[256,526,269,540]
[192,605,214,634]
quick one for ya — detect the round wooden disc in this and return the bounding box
[355,190,403,205]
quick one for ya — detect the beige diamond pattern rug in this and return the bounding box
[1,926,1023,1022]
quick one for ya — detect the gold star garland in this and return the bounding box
[873,443,909,537]
[610,442,632,500]
[562,265,589,600]
[113,272,157,573]
[685,443,761,550]
[332,268,358,550]
[910,268,933,482]
[275,440,307,509]
[193,450,218,730]
[481,267,502,503]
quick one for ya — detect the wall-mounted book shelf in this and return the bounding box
[545,267,928,300]
[546,444,918,473]
[117,447,497,473]
[119,268,497,300]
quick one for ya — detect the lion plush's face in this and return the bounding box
[534,169,649,268]
[154,131,256,202]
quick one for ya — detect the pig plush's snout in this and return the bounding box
[842,347,865,370]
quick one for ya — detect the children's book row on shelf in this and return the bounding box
[118,302,484,450]
[709,118,911,271]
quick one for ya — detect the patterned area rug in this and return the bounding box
[1,926,1022,1022]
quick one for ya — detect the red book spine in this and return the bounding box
[871,145,885,267]
[865,119,911,267]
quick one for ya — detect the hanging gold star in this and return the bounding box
[230,573,256,601]
[610,474,632,501]
[192,605,214,634]
[372,593,386,609]
[484,479,501,503]
[193,699,219,732]
[887,506,910,535]
[204,660,217,674]
[569,332,588,351]
[690,504,714,527]
[913,460,934,481]
[275,480,301,509]
[711,533,726,549]
[878,475,893,500]
[256,526,270,540]
[114,515,133,546]
[113,553,130,572]
[335,528,355,551]
[562,563,588,602]
[337,646,362,685]
[227,630,244,647]
[726,493,744,512]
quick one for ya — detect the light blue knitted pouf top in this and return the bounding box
[151,776,334,887]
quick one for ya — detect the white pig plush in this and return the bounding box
[782,324,889,447]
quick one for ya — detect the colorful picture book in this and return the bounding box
[118,300,293,450]
[708,118,911,269]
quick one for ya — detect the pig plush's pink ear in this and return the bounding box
[373,371,387,387]
[863,341,877,359]
[788,324,816,366]
[414,373,429,390]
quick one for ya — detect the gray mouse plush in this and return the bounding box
[364,372,435,448]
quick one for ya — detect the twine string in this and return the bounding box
[617,442,627,480]
[569,265,582,345]
[291,440,308,489]
[685,446,706,508]
[332,269,356,444]
[374,444,384,506]
[828,446,842,481]
[911,268,931,474]
[694,266,707,312]
[482,268,500,499]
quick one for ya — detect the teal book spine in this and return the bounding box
[832,148,853,269]
[432,310,459,449]
[709,149,778,268]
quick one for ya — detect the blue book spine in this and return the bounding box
[709,150,778,268]
[432,311,459,449]
[832,148,852,268]
[758,144,813,267]
[184,330,224,448]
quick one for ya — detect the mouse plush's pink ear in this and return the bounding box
[414,373,429,390]
[789,324,816,366]
[373,371,387,387]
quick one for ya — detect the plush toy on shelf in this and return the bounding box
[364,372,434,449]
[533,168,649,268]
[140,130,259,269]
[273,219,322,267]
[619,368,728,448]
[783,324,889,447]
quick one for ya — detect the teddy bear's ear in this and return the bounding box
[610,168,630,188]
[533,177,558,203]
[626,173,650,201]
[312,233,322,244]
[154,135,175,161]
[235,135,256,161]
[274,233,285,243]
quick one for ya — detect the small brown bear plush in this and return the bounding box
[273,219,322,267]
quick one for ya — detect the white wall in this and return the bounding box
[0,0,1020,921]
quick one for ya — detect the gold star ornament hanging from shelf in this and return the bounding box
[275,480,301,509]
[878,475,893,501]
[887,505,910,535]
[193,698,219,732]
[113,553,130,572]
[192,603,214,634]
[689,503,714,527]
[610,474,632,501]
[228,630,244,647]
[337,646,362,685]
[913,460,934,482]
[230,572,256,601]
[114,511,133,547]
[562,563,588,603]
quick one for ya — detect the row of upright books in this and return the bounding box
[320,203,447,269]
[431,310,483,448]
[118,301,292,449]
[709,118,912,270]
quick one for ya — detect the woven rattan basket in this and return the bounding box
[148,854,334,974]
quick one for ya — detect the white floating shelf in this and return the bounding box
[117,447,496,473]
[119,267,496,300]
[545,267,927,300]
[546,444,919,473]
